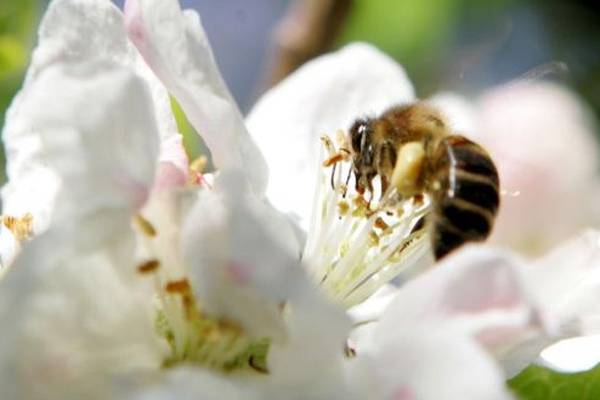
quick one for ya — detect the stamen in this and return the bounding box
[133,214,157,237]
[304,133,434,308]
[2,213,33,241]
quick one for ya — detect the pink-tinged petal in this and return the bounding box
[375,246,539,350]
[247,43,415,230]
[124,0,267,194]
[154,134,189,191]
[154,162,187,192]
[476,82,599,255]
[372,245,553,381]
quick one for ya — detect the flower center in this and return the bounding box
[133,214,269,373]
[303,133,435,308]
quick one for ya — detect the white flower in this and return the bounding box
[2,1,600,399]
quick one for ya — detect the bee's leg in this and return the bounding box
[355,171,365,195]
[391,142,426,198]
[380,175,389,198]
[366,171,376,208]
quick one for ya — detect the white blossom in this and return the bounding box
[1,1,600,399]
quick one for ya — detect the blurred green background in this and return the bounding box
[1,0,599,182]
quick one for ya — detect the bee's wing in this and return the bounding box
[501,60,570,88]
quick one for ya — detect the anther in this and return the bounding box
[165,278,191,294]
[137,259,161,274]
[374,217,389,230]
[344,340,357,358]
[133,214,157,237]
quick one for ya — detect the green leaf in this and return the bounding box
[508,364,600,400]
[0,36,27,74]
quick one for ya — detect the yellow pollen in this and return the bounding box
[2,213,33,241]
[338,200,350,216]
[133,214,157,237]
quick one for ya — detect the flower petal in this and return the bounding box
[116,367,253,400]
[29,0,177,137]
[525,230,600,334]
[3,62,160,232]
[539,335,600,373]
[0,226,164,400]
[372,245,550,382]
[375,246,539,350]
[182,170,351,387]
[2,0,176,239]
[247,43,415,229]
[522,230,600,373]
[476,82,599,255]
[358,326,514,400]
[124,0,267,193]
[183,170,330,336]
[155,134,189,191]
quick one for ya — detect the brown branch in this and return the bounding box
[265,0,353,87]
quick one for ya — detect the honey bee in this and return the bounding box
[347,101,500,260]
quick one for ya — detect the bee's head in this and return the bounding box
[349,117,374,155]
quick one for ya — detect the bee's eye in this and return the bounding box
[350,118,372,152]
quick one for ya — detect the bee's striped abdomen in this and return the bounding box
[428,135,500,259]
